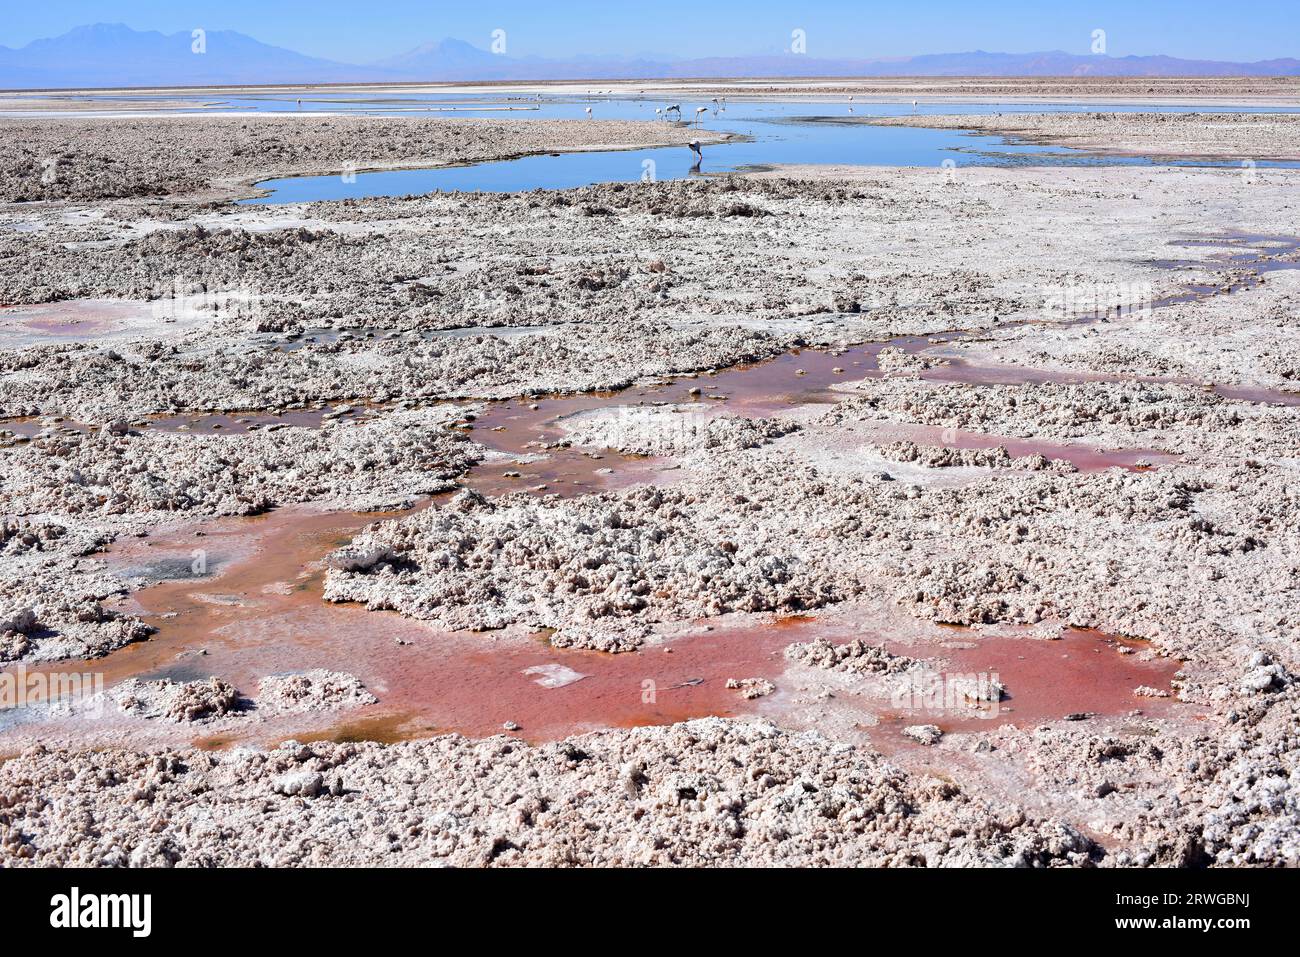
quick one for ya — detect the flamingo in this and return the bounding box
[585,107,592,118]
[665,103,681,121]
[688,140,702,170]
[694,106,708,124]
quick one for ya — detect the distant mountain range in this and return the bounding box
[0,23,400,88]
[1,23,1296,90]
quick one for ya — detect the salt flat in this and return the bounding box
[1,81,1298,866]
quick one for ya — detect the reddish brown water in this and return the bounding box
[5,490,1185,750]
[5,232,1281,747]
[0,299,213,351]
[10,506,797,744]
[875,630,1181,738]
[0,301,139,343]
[9,499,1183,748]
[0,342,1209,749]
[856,421,1176,472]
[392,331,971,499]
[460,394,675,498]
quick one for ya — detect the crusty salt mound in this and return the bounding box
[878,440,1076,472]
[324,485,842,652]
[110,677,242,723]
[256,670,378,715]
[785,637,918,676]
[726,677,776,699]
[560,406,799,457]
[875,346,947,374]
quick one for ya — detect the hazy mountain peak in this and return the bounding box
[2,22,1297,90]
[376,37,499,71]
[0,22,398,89]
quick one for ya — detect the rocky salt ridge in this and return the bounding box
[0,317,785,423]
[834,377,1300,460]
[877,440,1077,472]
[865,111,1300,161]
[0,717,1097,867]
[12,667,1293,866]
[0,405,480,517]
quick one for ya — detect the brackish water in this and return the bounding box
[179,93,1300,203]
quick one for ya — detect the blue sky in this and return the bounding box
[2,1,1295,63]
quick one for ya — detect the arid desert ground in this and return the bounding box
[1,78,1299,866]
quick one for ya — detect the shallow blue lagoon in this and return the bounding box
[84,91,1292,203]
